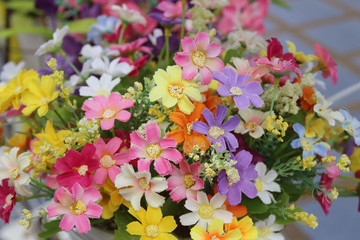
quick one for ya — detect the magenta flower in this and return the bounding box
[314,43,338,85]
[47,183,102,233]
[0,179,16,224]
[167,161,204,202]
[128,123,183,175]
[174,32,224,85]
[81,92,134,130]
[55,144,99,188]
[93,137,130,185]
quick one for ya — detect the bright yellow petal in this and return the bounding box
[146,207,162,225]
[127,221,145,236]
[21,93,41,105]
[22,105,39,116]
[177,96,194,115]
[286,40,296,53]
[190,225,207,240]
[207,219,224,235]
[157,233,178,240]
[149,86,167,102]
[40,77,57,94]
[242,226,257,240]
[166,65,182,83]
[159,216,177,233]
[28,80,44,98]
[224,229,242,240]
[129,207,147,224]
[154,69,171,86]
[37,105,48,117]
[162,94,177,108]
[184,86,202,101]
[50,91,59,101]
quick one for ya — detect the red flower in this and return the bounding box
[0,178,16,224]
[315,173,333,215]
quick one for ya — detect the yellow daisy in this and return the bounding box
[190,218,242,240]
[286,41,318,63]
[225,216,258,240]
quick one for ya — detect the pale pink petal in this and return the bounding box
[167,175,184,190]
[108,166,121,182]
[137,159,152,172]
[145,123,161,144]
[181,37,197,52]
[85,204,102,218]
[159,138,177,149]
[174,52,191,67]
[154,157,172,175]
[94,168,108,185]
[117,99,134,111]
[204,42,222,58]
[185,189,197,200]
[106,137,122,155]
[199,67,212,85]
[194,32,210,51]
[47,203,69,217]
[54,187,73,206]
[74,214,91,233]
[129,146,145,159]
[192,177,204,190]
[59,213,75,232]
[205,57,224,72]
[114,152,130,164]
[81,187,102,205]
[182,64,198,80]
[162,148,182,164]
[130,131,148,147]
[170,186,186,202]
[115,110,131,122]
[100,118,115,130]
[92,95,108,110]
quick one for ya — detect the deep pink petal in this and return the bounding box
[108,166,121,182]
[159,138,177,149]
[154,157,172,176]
[94,138,107,158]
[59,214,75,232]
[114,152,130,164]
[137,159,152,172]
[85,204,103,218]
[115,110,131,122]
[106,137,122,155]
[189,162,201,175]
[47,203,70,217]
[74,214,91,233]
[117,99,134,111]
[107,92,123,104]
[94,168,108,185]
[174,52,191,67]
[204,42,222,58]
[130,131,148,147]
[162,148,183,164]
[145,123,161,144]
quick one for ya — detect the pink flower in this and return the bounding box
[93,137,129,185]
[55,144,99,188]
[256,57,302,78]
[47,183,102,233]
[228,58,267,83]
[167,161,204,202]
[81,92,134,130]
[325,162,340,179]
[314,43,338,85]
[174,32,224,85]
[109,37,151,55]
[0,179,16,224]
[157,1,183,19]
[128,123,182,175]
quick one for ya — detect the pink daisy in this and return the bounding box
[128,122,183,176]
[314,43,338,85]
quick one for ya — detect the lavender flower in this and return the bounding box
[217,150,258,205]
[193,105,240,152]
[87,15,118,44]
[212,68,264,109]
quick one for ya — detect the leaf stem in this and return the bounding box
[179,0,186,51]
[58,50,83,80]
[338,175,360,183]
[118,23,127,45]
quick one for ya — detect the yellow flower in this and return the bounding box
[225,217,258,240]
[304,113,326,138]
[191,218,242,240]
[286,41,318,63]
[127,206,177,240]
[350,147,360,173]
[149,65,201,115]
[21,75,59,117]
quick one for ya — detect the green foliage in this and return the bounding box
[38,220,61,239]
[223,49,241,65]
[0,27,52,39]
[284,110,306,125]
[67,18,97,34]
[4,1,36,12]
[113,210,139,240]
[272,0,291,10]
[241,196,269,214]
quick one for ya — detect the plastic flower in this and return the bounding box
[87,57,133,79]
[109,37,151,55]
[93,137,129,185]
[167,161,204,202]
[291,123,328,158]
[149,1,182,26]
[115,163,168,211]
[111,4,146,25]
[79,74,120,97]
[255,162,281,204]
[21,75,59,117]
[212,68,264,109]
[339,109,360,145]
[235,108,268,138]
[127,206,177,240]
[314,43,337,85]
[314,91,344,126]
[193,105,241,152]
[0,178,16,224]
[35,25,69,56]
[254,215,284,240]
[128,122,183,175]
[47,182,102,233]
[87,15,118,44]
[0,61,25,83]
[228,57,267,83]
[192,0,229,9]
[286,41,318,63]
[82,92,134,130]
[315,173,334,215]
[0,147,32,196]
[225,216,258,240]
[217,150,258,205]
[55,143,99,188]
[179,191,233,229]
[174,32,224,85]
[190,218,242,240]
[149,65,202,114]
[168,102,210,153]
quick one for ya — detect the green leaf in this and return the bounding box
[67,18,97,34]
[0,27,52,39]
[223,49,240,65]
[272,0,291,10]
[38,220,61,239]
[113,210,139,240]
[284,110,305,125]
[241,196,269,214]
[4,1,35,12]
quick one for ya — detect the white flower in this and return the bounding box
[35,25,69,56]
[80,44,104,60]
[115,163,167,211]
[255,215,284,240]
[0,61,25,84]
[225,28,266,53]
[314,91,344,126]
[88,56,133,78]
[111,4,146,25]
[149,28,163,46]
[191,0,229,9]
[235,108,268,138]
[255,162,281,204]
[0,147,32,196]
[65,75,81,94]
[179,191,233,229]
[79,74,120,97]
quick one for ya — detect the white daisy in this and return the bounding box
[35,25,69,56]
[88,56,133,78]
[314,90,344,126]
[255,215,285,240]
[255,162,281,204]
[80,44,104,60]
[79,74,120,97]
[179,191,233,229]
[0,61,25,83]
[235,108,268,138]
[115,163,167,211]
[65,75,81,94]
[149,28,163,46]
[111,4,146,25]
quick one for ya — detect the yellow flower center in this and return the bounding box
[186,123,193,135]
[40,97,51,105]
[198,204,214,219]
[3,194,14,208]
[9,167,20,180]
[208,126,225,140]
[192,51,206,68]
[95,89,110,97]
[168,84,184,99]
[184,174,196,188]
[226,170,240,186]
[100,154,116,169]
[245,122,258,133]
[229,87,244,96]
[300,140,311,151]
[255,179,263,192]
[257,227,271,238]
[145,225,159,238]
[146,144,162,159]
[70,200,87,215]
[73,165,88,176]
[347,125,354,134]
[102,109,116,119]
[139,177,150,191]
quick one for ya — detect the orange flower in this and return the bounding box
[225,217,258,240]
[300,86,316,111]
[168,102,210,153]
[203,89,221,115]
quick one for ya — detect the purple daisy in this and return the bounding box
[217,150,258,205]
[212,68,264,109]
[192,105,240,152]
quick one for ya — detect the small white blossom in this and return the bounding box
[314,91,344,126]
[87,56,133,78]
[191,0,229,9]
[111,4,146,25]
[149,28,163,46]
[255,162,281,204]
[35,25,69,56]
[79,73,120,97]
[80,44,104,60]
[0,61,25,84]
[255,215,285,240]
[235,109,268,138]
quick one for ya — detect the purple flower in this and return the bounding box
[217,150,258,205]
[212,68,264,109]
[193,105,240,152]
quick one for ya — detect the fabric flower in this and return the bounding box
[129,122,183,175]
[149,65,202,114]
[225,216,258,240]
[87,15,118,44]
[254,215,284,240]
[109,37,151,55]
[79,74,120,97]
[111,4,146,25]
[126,206,177,240]
[193,105,241,152]
[315,173,334,215]
[167,161,204,202]
[180,192,233,229]
[314,43,337,85]
[314,91,344,126]
[47,182,102,233]
[235,108,268,138]
[217,150,258,205]
[81,92,134,130]
[55,143,99,188]
[149,1,183,26]
[0,61,25,84]
[0,178,16,224]
[190,218,242,240]
[255,162,281,204]
[86,56,133,79]
[339,108,360,146]
[35,25,69,56]
[115,163,167,211]
[174,32,224,85]
[212,68,264,109]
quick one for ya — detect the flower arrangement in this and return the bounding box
[0,0,359,240]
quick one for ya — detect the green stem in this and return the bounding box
[20,194,46,201]
[209,17,213,29]
[338,175,360,183]
[111,128,116,137]
[30,178,55,193]
[277,150,299,161]
[269,78,280,116]
[305,116,317,129]
[58,50,83,80]
[164,28,170,66]
[224,105,233,121]
[327,133,346,144]
[179,0,186,52]
[158,44,165,62]
[118,23,127,45]
[54,109,67,127]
